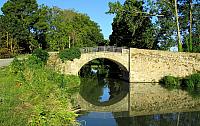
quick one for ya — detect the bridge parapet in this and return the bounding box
[80,46,129,54]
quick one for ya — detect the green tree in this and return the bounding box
[107,0,157,49]
[32,5,50,50]
[155,0,199,52]
[179,0,200,52]
[155,0,177,50]
[192,1,200,52]
[1,0,39,53]
[46,8,104,51]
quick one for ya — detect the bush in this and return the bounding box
[10,58,25,74]
[182,72,200,89]
[59,48,81,62]
[26,55,43,68]
[0,48,13,58]
[32,48,49,63]
[159,76,181,88]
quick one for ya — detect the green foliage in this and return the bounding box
[182,72,200,89]
[10,58,25,74]
[1,57,80,125]
[1,0,39,53]
[160,72,200,97]
[32,48,49,64]
[59,48,81,62]
[0,1,104,53]
[107,0,157,49]
[26,55,44,68]
[159,76,181,88]
[46,8,104,51]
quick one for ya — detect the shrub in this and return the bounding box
[32,48,49,63]
[0,48,13,58]
[26,55,43,68]
[159,76,181,88]
[10,58,25,74]
[182,72,200,89]
[59,48,81,62]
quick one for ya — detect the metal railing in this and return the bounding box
[80,46,128,53]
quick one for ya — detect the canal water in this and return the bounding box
[77,59,200,126]
[76,77,200,126]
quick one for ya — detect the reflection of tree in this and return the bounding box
[79,77,129,106]
[80,78,104,105]
[113,111,200,126]
[109,81,122,100]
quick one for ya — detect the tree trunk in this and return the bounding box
[176,112,180,126]
[10,37,13,53]
[189,0,193,52]
[6,32,9,48]
[68,36,71,48]
[174,0,183,52]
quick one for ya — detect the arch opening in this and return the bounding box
[78,58,129,106]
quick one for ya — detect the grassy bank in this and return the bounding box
[0,55,80,125]
[159,72,200,97]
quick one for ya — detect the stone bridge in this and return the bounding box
[48,47,200,82]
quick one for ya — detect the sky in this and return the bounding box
[0,0,125,39]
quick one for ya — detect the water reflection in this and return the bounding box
[77,111,200,126]
[77,82,200,126]
[79,77,129,106]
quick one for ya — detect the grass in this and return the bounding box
[15,54,31,59]
[0,56,81,126]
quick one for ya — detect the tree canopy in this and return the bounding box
[107,0,158,49]
[0,0,104,54]
[107,0,200,52]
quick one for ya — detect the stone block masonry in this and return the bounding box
[129,48,200,82]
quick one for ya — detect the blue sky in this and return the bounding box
[0,0,125,39]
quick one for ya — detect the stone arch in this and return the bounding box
[77,57,128,74]
[75,52,129,81]
[74,52,129,74]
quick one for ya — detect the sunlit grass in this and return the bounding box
[0,58,80,126]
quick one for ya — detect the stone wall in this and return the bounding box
[129,48,200,82]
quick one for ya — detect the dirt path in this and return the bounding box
[0,58,14,67]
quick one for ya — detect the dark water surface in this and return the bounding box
[77,111,200,126]
[76,77,200,126]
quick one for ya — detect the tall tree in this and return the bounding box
[189,0,193,52]
[107,0,157,49]
[46,8,104,51]
[1,0,39,53]
[160,0,183,52]
[177,0,199,52]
